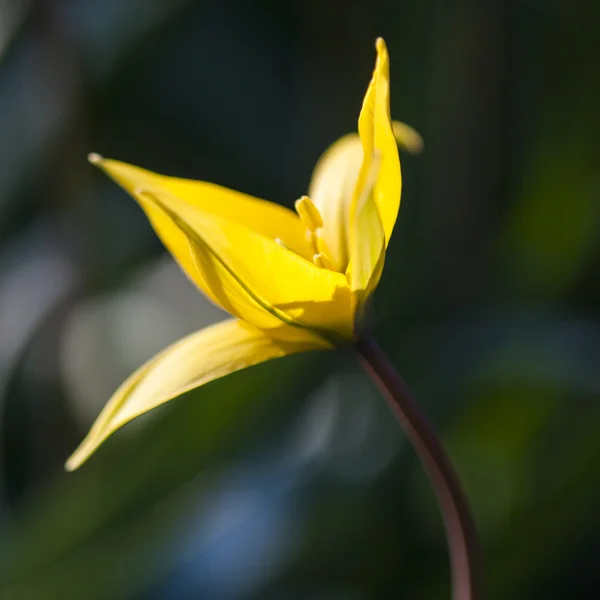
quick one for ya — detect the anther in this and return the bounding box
[295,195,323,232]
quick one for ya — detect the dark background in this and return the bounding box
[1,1,600,598]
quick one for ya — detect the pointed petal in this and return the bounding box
[96,157,311,257]
[91,155,312,263]
[92,157,354,340]
[308,121,420,273]
[140,187,354,341]
[344,38,396,297]
[308,41,413,276]
[356,37,401,246]
[66,319,329,470]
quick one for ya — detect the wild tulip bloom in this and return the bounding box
[66,38,422,471]
[65,39,482,600]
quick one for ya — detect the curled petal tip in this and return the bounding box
[392,122,424,155]
[375,37,386,51]
[88,152,103,164]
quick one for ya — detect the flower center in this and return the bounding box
[294,196,337,271]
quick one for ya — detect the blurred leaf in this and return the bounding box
[0,352,332,599]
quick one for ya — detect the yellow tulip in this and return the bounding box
[66,38,422,471]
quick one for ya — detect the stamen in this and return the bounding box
[313,252,335,270]
[295,195,323,232]
[316,236,333,262]
[305,230,317,253]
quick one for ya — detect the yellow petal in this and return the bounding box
[91,156,354,340]
[347,154,386,298]
[308,41,414,278]
[308,134,364,271]
[91,156,311,257]
[308,122,420,273]
[139,187,355,341]
[89,156,313,297]
[356,38,400,247]
[343,38,396,298]
[66,319,329,470]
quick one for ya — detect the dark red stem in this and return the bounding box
[355,336,482,600]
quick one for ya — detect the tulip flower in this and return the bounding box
[66,38,480,600]
[66,38,421,471]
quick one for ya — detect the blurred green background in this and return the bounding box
[1,0,600,598]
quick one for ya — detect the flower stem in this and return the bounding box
[355,336,482,600]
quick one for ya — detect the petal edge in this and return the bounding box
[66,319,329,470]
